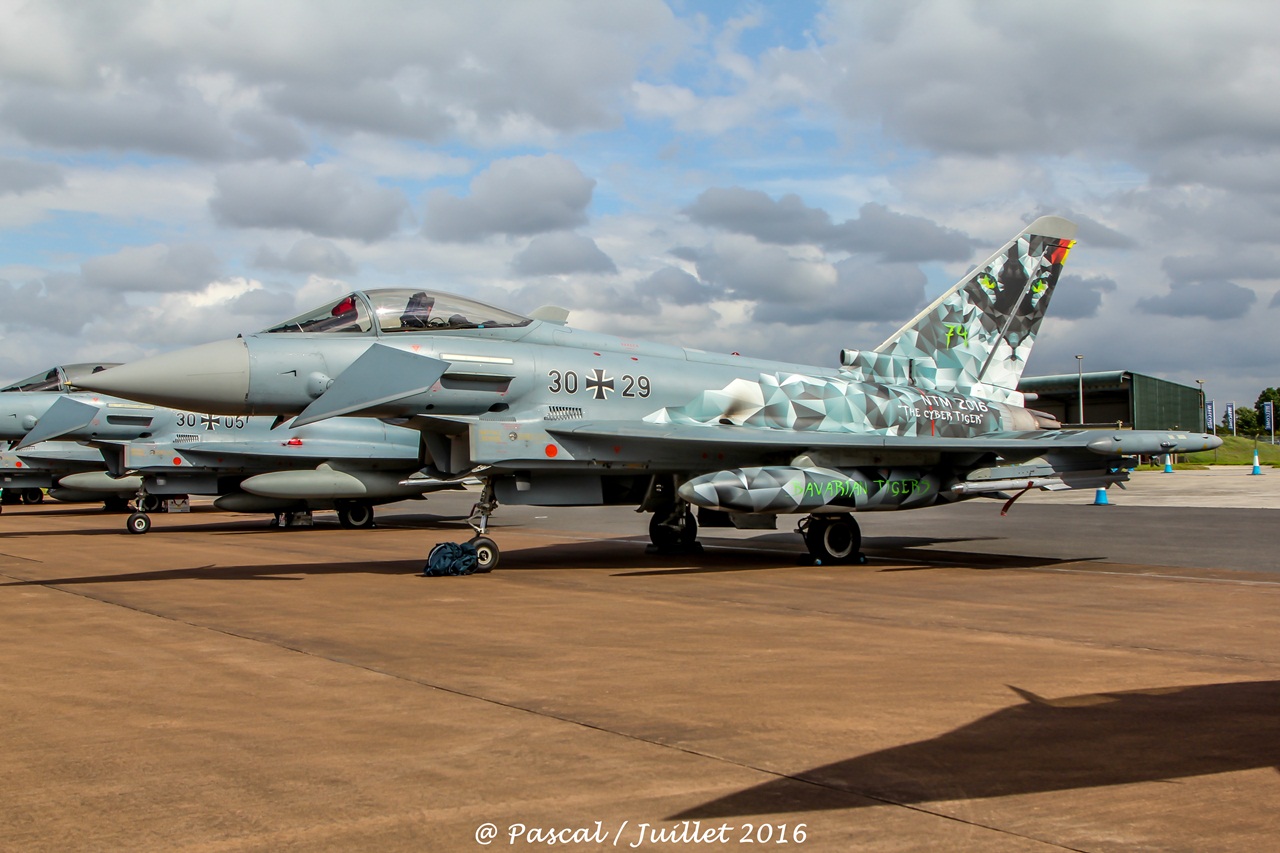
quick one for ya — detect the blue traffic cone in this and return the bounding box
[1092,487,1110,506]
[1163,454,1173,473]
[1252,449,1263,475]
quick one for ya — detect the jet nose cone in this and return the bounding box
[77,339,252,413]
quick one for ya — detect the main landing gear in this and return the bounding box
[799,512,866,565]
[645,474,702,555]
[648,502,700,554]
[335,500,375,529]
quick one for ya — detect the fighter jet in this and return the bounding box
[0,441,137,510]
[0,379,456,533]
[81,216,1222,569]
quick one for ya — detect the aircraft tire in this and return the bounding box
[648,506,698,550]
[126,512,152,535]
[20,489,44,504]
[805,514,861,564]
[336,500,375,529]
[469,536,499,572]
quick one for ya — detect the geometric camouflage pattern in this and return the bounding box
[679,465,945,515]
[646,372,1013,438]
[871,218,1075,404]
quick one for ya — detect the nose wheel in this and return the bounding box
[126,511,152,534]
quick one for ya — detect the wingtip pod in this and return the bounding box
[1085,432,1223,456]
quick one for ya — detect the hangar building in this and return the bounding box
[1018,371,1205,430]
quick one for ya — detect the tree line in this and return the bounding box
[1219,387,1280,435]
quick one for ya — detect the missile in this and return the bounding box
[679,466,942,514]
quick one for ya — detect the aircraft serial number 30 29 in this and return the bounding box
[547,369,651,400]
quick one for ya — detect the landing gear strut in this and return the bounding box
[127,484,155,534]
[800,513,865,565]
[463,479,499,572]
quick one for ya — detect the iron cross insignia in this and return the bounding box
[585,368,615,401]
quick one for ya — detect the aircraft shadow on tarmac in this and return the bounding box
[673,680,1280,819]
[0,512,472,538]
[0,559,427,585]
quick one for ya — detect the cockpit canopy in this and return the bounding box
[263,289,532,335]
[1,363,120,393]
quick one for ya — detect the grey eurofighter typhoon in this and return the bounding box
[80,217,1222,568]
[0,368,456,532]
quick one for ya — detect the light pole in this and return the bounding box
[1075,354,1084,425]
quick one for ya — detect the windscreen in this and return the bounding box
[263,294,372,334]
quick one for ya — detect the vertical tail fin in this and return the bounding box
[873,216,1077,403]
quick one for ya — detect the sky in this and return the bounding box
[1,0,1278,413]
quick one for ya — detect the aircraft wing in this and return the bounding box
[545,421,1220,459]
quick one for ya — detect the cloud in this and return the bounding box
[823,1,1280,163]
[683,188,833,245]
[81,244,222,293]
[0,273,115,335]
[640,266,717,306]
[1052,274,1117,320]
[253,237,356,277]
[1137,281,1257,320]
[210,162,410,240]
[831,256,927,322]
[684,190,972,263]
[0,158,64,195]
[511,232,617,276]
[826,203,974,262]
[422,155,595,242]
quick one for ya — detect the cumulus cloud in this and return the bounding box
[685,190,972,263]
[210,162,410,240]
[81,244,222,293]
[831,257,927,322]
[0,158,64,195]
[823,1,1280,163]
[826,203,974,262]
[683,188,832,245]
[253,237,356,277]
[0,273,115,336]
[640,266,716,306]
[423,155,595,242]
[1137,281,1257,320]
[1052,274,1117,320]
[511,232,617,276]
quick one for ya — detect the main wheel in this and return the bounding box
[336,500,375,529]
[138,494,164,513]
[469,536,499,572]
[804,513,862,564]
[649,505,698,550]
[20,489,44,504]
[126,512,152,534]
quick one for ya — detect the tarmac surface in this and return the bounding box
[1,468,1277,851]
